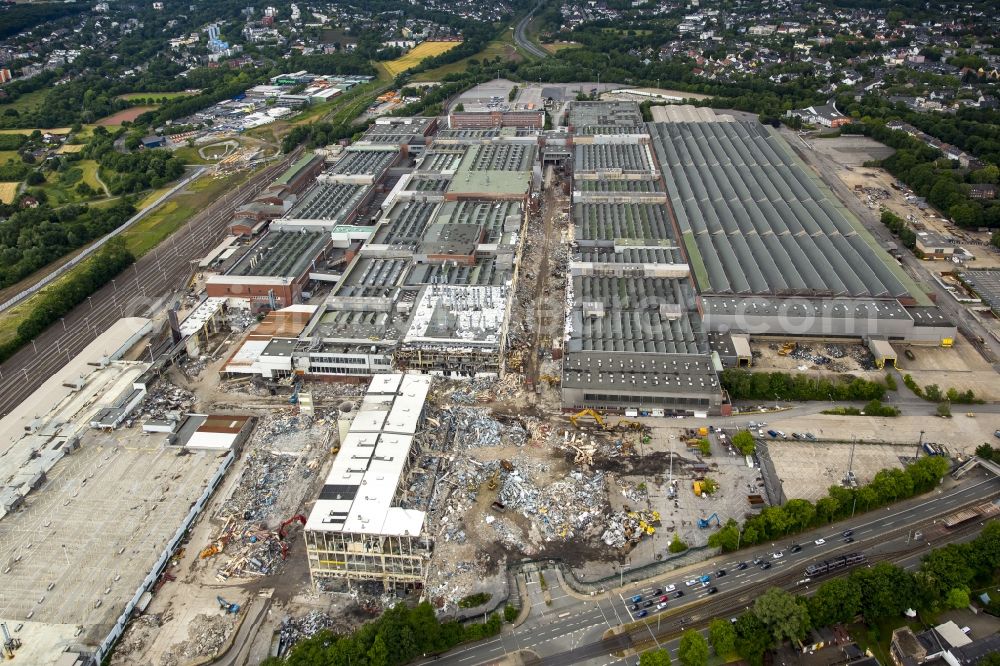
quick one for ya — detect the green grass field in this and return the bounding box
[0,88,48,116]
[0,150,20,165]
[412,28,522,82]
[115,91,192,101]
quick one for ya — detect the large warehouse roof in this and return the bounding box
[229,230,328,278]
[574,202,678,243]
[650,121,911,299]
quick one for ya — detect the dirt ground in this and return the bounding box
[766,440,918,503]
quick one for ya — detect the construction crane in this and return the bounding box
[698,513,721,529]
[217,596,240,614]
[569,408,608,429]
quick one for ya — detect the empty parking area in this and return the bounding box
[0,431,220,646]
[805,136,896,167]
[767,441,912,503]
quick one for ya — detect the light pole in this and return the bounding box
[917,430,925,459]
[61,317,66,332]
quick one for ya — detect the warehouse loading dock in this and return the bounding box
[867,338,897,368]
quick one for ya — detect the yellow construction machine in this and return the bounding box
[569,408,608,429]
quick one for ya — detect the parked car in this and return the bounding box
[759,561,772,570]
[659,595,670,603]
[657,602,668,610]
[643,600,654,608]
[674,590,685,597]
[630,604,639,611]
[716,569,727,577]
[707,587,718,594]
[664,584,676,592]
[630,595,643,603]
[636,610,648,618]
[685,579,699,587]
[652,588,663,596]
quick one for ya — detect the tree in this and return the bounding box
[708,618,737,657]
[669,534,688,553]
[677,630,709,666]
[732,430,756,455]
[367,635,389,666]
[853,563,919,623]
[919,543,975,599]
[809,578,861,627]
[754,588,811,645]
[707,519,741,552]
[734,612,773,666]
[936,402,952,418]
[640,648,672,666]
[944,587,970,610]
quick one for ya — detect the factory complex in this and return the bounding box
[186,101,955,421]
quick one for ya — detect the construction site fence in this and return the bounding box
[92,450,236,665]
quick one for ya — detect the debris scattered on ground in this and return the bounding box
[160,613,237,666]
[139,383,196,421]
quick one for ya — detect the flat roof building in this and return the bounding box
[304,374,433,590]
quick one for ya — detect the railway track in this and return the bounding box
[0,149,303,419]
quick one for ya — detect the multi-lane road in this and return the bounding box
[514,4,550,59]
[424,470,999,666]
[0,150,302,420]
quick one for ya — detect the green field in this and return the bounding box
[115,91,193,101]
[0,88,48,117]
[123,168,255,257]
[0,150,20,165]
[412,28,522,82]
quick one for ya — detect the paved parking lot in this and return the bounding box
[767,441,915,502]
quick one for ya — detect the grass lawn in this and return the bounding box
[0,127,72,135]
[115,91,192,101]
[543,41,581,54]
[0,88,49,118]
[78,160,103,194]
[0,150,21,164]
[412,28,523,82]
[124,168,256,257]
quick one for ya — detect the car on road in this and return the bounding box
[843,536,855,543]
[736,561,748,570]
[657,602,668,610]
[707,587,718,594]
[759,561,772,570]
[790,544,802,553]
[814,538,826,546]
[842,530,853,537]
[772,551,784,559]
[717,569,727,577]
[664,584,676,592]
[685,579,699,586]
[636,610,648,618]
[630,595,643,603]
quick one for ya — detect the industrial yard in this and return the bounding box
[1,93,997,665]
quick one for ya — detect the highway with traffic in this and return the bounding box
[0,149,302,420]
[421,469,999,666]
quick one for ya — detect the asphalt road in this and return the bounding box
[0,150,302,420]
[514,4,549,59]
[423,470,999,666]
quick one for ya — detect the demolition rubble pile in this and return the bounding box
[138,383,196,421]
[161,613,237,666]
[277,611,337,656]
[204,411,334,579]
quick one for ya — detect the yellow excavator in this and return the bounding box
[569,408,608,429]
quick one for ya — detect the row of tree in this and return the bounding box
[720,369,888,402]
[0,237,134,363]
[647,521,1000,666]
[263,602,502,666]
[83,127,185,195]
[708,456,951,551]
